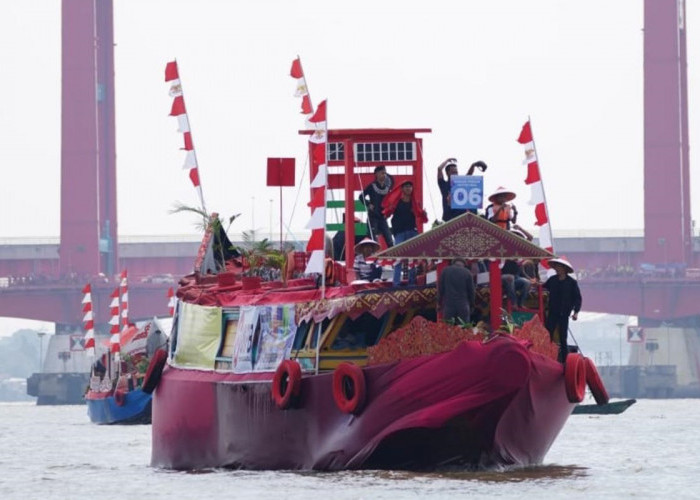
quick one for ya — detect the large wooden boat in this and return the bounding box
[150,127,588,470]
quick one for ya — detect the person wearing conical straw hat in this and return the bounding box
[543,256,582,363]
[485,186,518,230]
[353,238,382,281]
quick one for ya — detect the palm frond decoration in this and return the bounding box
[169,202,211,232]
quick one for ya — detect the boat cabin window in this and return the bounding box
[331,312,388,350]
[310,318,332,349]
[355,141,416,162]
[218,309,240,359]
[292,318,332,350]
[292,321,312,351]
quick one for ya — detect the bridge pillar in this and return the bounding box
[643,0,692,266]
[59,0,118,278]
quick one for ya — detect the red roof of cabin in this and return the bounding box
[376,213,554,260]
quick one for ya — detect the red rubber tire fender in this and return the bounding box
[141,349,168,395]
[271,360,302,410]
[114,388,126,407]
[564,353,587,403]
[584,357,610,405]
[332,362,367,414]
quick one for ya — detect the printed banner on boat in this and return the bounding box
[232,306,261,373]
[450,175,483,210]
[255,305,297,372]
[173,302,222,369]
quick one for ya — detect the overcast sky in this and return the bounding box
[0,0,698,244]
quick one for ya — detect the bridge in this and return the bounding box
[1,0,699,338]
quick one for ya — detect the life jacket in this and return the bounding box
[490,203,512,230]
[325,258,335,284]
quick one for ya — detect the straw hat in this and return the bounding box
[548,257,574,274]
[510,228,527,240]
[488,186,516,203]
[354,238,380,253]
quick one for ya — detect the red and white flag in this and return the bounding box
[167,287,176,317]
[518,120,554,254]
[165,60,206,211]
[82,283,95,355]
[108,287,121,356]
[290,57,314,118]
[119,270,129,328]
[289,59,327,277]
[304,101,328,275]
[307,100,327,144]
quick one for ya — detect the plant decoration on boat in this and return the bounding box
[235,232,288,281]
[150,57,608,471]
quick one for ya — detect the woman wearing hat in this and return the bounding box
[543,257,582,363]
[485,186,518,230]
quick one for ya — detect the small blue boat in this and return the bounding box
[86,388,153,425]
[84,318,168,425]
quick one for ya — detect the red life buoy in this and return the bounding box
[271,360,302,409]
[114,388,126,406]
[584,357,610,405]
[332,362,366,414]
[564,353,586,403]
[142,349,168,395]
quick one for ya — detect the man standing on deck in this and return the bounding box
[543,257,582,363]
[438,258,476,324]
[359,165,394,247]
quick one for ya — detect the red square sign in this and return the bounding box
[266,158,295,187]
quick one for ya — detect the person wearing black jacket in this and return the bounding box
[438,258,476,324]
[543,257,582,362]
[437,158,487,221]
[359,165,394,247]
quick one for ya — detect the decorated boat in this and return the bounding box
[81,276,170,425]
[150,60,607,470]
[84,318,169,425]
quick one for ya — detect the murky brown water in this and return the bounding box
[0,399,697,499]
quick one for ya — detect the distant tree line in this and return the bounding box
[0,330,41,378]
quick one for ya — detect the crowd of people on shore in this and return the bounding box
[0,272,101,288]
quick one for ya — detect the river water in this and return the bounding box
[0,399,698,499]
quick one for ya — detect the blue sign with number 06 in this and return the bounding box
[450,176,483,209]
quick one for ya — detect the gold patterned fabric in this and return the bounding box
[296,286,437,323]
[375,212,554,260]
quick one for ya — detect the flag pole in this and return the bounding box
[315,101,328,376]
[175,59,207,215]
[527,116,554,252]
[279,185,283,251]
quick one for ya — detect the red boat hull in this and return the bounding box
[151,337,573,470]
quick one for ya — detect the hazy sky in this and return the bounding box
[1,0,699,244]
